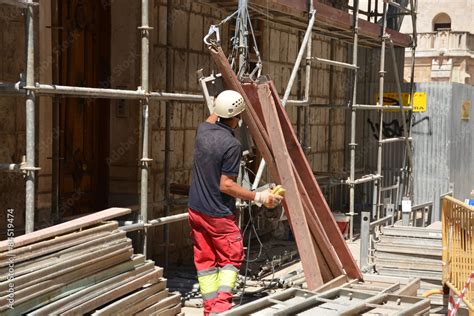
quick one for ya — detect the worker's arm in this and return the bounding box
[220,174,256,201]
[220,174,283,207]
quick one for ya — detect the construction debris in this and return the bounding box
[0,208,181,315]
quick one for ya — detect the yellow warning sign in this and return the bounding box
[374,92,427,112]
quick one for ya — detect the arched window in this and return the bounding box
[433,13,451,31]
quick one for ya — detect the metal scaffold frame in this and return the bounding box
[343,0,418,269]
[0,0,417,273]
[0,0,204,256]
[248,0,417,253]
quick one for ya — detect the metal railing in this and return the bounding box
[416,31,474,52]
[442,196,474,312]
[402,201,433,227]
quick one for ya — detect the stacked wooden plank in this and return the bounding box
[209,46,362,289]
[0,208,181,315]
[374,225,443,305]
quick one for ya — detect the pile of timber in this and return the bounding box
[0,208,182,316]
[210,45,362,289]
[374,225,443,305]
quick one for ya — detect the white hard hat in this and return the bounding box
[213,90,246,118]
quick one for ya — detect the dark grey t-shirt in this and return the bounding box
[188,121,242,217]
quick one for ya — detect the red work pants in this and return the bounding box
[188,208,244,315]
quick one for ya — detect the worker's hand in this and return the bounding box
[254,188,284,209]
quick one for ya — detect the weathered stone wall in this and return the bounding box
[0,6,27,237]
[108,0,351,263]
[1,0,354,265]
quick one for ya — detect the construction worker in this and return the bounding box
[188,90,283,315]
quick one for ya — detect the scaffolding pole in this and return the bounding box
[348,0,360,242]
[302,0,314,153]
[25,0,36,234]
[358,0,417,269]
[404,0,418,200]
[139,0,151,257]
[372,2,389,221]
[163,0,173,271]
[237,0,248,79]
[0,82,205,102]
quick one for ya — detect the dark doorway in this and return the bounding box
[56,0,110,216]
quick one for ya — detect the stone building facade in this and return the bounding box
[399,0,474,84]
[0,0,406,265]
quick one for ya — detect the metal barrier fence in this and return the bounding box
[403,201,433,227]
[442,196,474,312]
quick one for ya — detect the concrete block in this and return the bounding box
[153,172,165,203]
[15,132,25,159]
[182,104,194,129]
[153,47,167,90]
[192,103,205,127]
[173,50,188,90]
[37,175,52,193]
[109,165,138,181]
[2,19,24,81]
[172,10,189,49]
[0,171,25,222]
[279,31,289,62]
[15,98,26,131]
[335,108,346,125]
[37,192,51,210]
[173,169,190,185]
[188,53,199,92]
[109,179,139,194]
[0,99,16,133]
[316,126,327,153]
[198,53,210,76]
[331,125,346,150]
[314,152,324,172]
[269,29,280,62]
[199,1,211,15]
[276,65,285,92]
[183,129,196,169]
[158,5,167,46]
[314,68,322,97]
[190,1,202,14]
[0,133,16,162]
[321,70,330,99]
[265,62,274,81]
[189,13,203,51]
[150,100,163,130]
[330,150,343,170]
[320,39,329,59]
[151,130,165,172]
[310,125,318,153]
[286,106,296,125]
[308,107,318,125]
[288,33,298,62]
[170,130,184,169]
[321,150,328,171]
[313,37,322,58]
[170,102,183,127]
[174,0,191,11]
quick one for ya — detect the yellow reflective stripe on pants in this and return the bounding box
[218,264,238,292]
[197,268,219,301]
